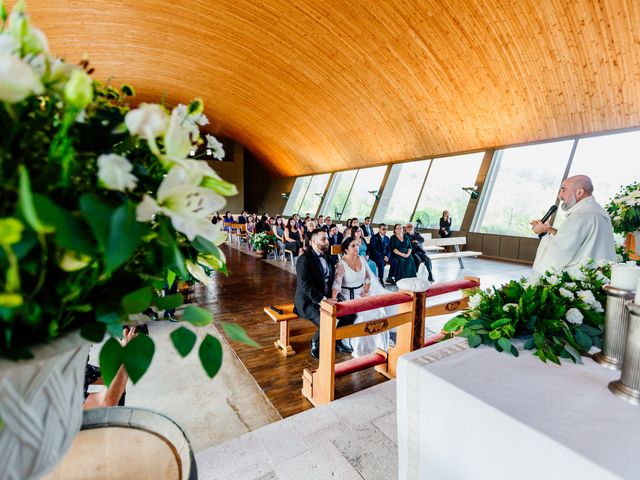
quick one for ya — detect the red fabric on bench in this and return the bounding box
[334,292,413,316]
[334,353,387,377]
[425,279,480,298]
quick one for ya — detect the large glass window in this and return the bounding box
[341,166,388,220]
[413,153,484,230]
[475,141,573,237]
[567,130,640,208]
[297,174,331,217]
[282,176,311,216]
[321,170,358,219]
[374,160,431,225]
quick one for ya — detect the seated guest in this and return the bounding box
[238,210,248,224]
[273,216,286,259]
[405,222,434,282]
[332,236,390,358]
[246,214,256,234]
[345,218,353,231]
[284,217,304,257]
[222,211,234,230]
[328,224,343,246]
[254,215,269,234]
[303,219,317,246]
[369,223,391,284]
[210,212,222,225]
[439,210,452,238]
[350,225,377,277]
[531,174,616,274]
[317,215,324,227]
[389,223,416,283]
[294,229,355,358]
[352,218,360,228]
[362,217,374,237]
[321,216,332,232]
[294,213,303,229]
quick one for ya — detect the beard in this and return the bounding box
[560,193,577,211]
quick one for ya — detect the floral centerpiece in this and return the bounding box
[443,261,612,364]
[606,182,640,261]
[249,231,276,254]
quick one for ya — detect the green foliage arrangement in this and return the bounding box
[0,2,250,384]
[606,182,640,234]
[443,261,612,364]
[249,232,276,252]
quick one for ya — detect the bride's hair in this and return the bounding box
[341,236,355,253]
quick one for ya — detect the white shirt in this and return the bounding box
[532,196,617,274]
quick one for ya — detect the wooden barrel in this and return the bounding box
[43,407,197,480]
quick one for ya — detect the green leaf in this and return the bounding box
[465,332,481,348]
[564,343,582,363]
[193,235,223,257]
[99,338,124,386]
[488,330,501,340]
[96,304,122,325]
[497,337,512,353]
[155,293,184,311]
[167,269,177,289]
[443,315,468,333]
[170,326,198,357]
[123,334,155,383]
[222,322,260,347]
[106,201,148,272]
[199,334,223,378]
[80,322,106,342]
[183,305,212,326]
[510,345,519,357]
[523,337,535,350]
[121,287,153,314]
[490,317,511,329]
[80,194,113,251]
[574,330,592,352]
[533,332,545,350]
[33,195,94,255]
[18,166,54,234]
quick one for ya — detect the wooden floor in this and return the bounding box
[195,243,387,418]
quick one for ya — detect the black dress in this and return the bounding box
[439,217,452,238]
[390,234,417,280]
[285,228,303,255]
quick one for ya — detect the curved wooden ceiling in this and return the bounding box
[21,0,640,176]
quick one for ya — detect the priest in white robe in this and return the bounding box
[531,175,616,274]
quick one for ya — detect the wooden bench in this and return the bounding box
[330,244,342,258]
[423,237,482,268]
[263,304,316,356]
[302,291,416,406]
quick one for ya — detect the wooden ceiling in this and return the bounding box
[21,0,640,177]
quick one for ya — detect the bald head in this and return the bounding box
[558,175,593,211]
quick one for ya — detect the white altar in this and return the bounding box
[397,338,640,480]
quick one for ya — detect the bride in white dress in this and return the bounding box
[331,237,392,358]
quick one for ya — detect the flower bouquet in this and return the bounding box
[443,261,612,364]
[606,182,640,261]
[249,231,276,254]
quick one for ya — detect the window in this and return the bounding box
[374,160,430,225]
[297,174,331,217]
[474,141,574,237]
[321,170,358,219]
[282,176,311,216]
[413,153,484,230]
[341,166,388,220]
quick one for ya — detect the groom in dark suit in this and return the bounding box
[294,229,355,358]
[369,223,391,284]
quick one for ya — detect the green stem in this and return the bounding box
[25,233,48,301]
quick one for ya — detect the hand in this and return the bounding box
[325,298,337,305]
[120,326,138,346]
[530,220,548,235]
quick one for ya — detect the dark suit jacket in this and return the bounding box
[294,248,334,320]
[362,224,373,237]
[369,233,390,260]
[406,231,426,254]
[328,231,344,246]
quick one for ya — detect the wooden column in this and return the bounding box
[412,290,427,351]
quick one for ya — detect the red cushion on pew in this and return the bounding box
[334,292,413,316]
[334,353,387,377]
[425,279,480,298]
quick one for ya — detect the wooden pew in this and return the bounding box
[423,237,482,268]
[302,291,416,406]
[263,304,316,356]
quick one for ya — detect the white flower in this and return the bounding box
[592,301,604,313]
[186,259,212,285]
[135,166,226,241]
[565,308,584,325]
[206,134,225,160]
[97,153,138,191]
[546,274,559,285]
[595,272,609,284]
[163,106,195,163]
[503,303,518,312]
[0,33,19,55]
[577,290,596,306]
[558,288,574,299]
[64,69,93,109]
[0,53,44,103]
[564,282,577,290]
[125,103,168,139]
[468,294,482,309]
[566,267,586,281]
[469,310,481,319]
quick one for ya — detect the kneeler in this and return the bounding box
[302,291,416,406]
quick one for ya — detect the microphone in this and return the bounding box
[538,205,558,238]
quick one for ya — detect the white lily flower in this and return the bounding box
[97,153,138,192]
[186,259,212,285]
[206,134,225,160]
[135,166,226,241]
[468,293,482,309]
[125,103,169,139]
[0,33,19,55]
[565,308,584,325]
[592,301,604,313]
[577,290,596,306]
[546,274,559,285]
[164,106,195,163]
[558,288,574,299]
[0,53,44,103]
